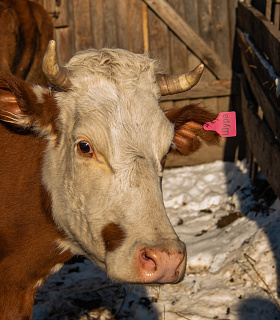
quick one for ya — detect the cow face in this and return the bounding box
[0,45,219,284]
[42,48,187,284]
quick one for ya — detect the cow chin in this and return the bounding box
[103,239,187,285]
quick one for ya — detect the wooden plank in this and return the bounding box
[165,140,226,167]
[73,0,93,51]
[265,0,272,20]
[274,2,280,29]
[167,0,189,74]
[227,0,239,59]
[237,28,280,112]
[48,0,69,27]
[102,0,118,47]
[212,0,231,67]
[239,35,280,140]
[148,5,170,72]
[127,0,145,53]
[238,2,280,75]
[116,0,129,50]
[182,0,208,79]
[55,27,73,65]
[241,76,280,198]
[161,79,239,101]
[194,0,216,82]
[142,0,232,79]
[90,0,104,49]
[197,0,212,48]
[183,0,199,33]
[142,2,149,53]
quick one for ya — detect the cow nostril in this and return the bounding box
[142,252,150,261]
[137,245,186,284]
[140,249,157,272]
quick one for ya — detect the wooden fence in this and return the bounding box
[34,0,242,166]
[237,1,280,197]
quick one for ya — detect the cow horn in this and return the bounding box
[156,63,204,96]
[42,40,72,91]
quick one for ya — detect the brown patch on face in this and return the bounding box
[102,222,126,252]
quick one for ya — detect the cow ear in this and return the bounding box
[0,72,59,137]
[165,104,220,156]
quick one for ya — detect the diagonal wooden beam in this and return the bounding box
[142,0,232,79]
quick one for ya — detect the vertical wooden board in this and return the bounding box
[197,0,213,48]
[115,0,129,50]
[202,97,219,113]
[217,96,230,113]
[66,0,76,55]
[174,99,191,109]
[274,3,280,29]
[127,0,145,53]
[227,0,239,59]
[147,7,171,72]
[183,0,202,75]
[166,140,226,166]
[90,0,104,49]
[211,0,231,66]
[73,0,93,51]
[241,76,280,197]
[183,0,205,74]
[44,0,69,27]
[159,101,175,111]
[55,27,73,65]
[196,0,224,81]
[190,0,216,81]
[266,0,272,20]
[195,0,226,80]
[187,97,203,106]
[238,3,280,75]
[102,0,118,47]
[183,0,199,33]
[167,0,189,73]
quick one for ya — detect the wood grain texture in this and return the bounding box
[238,2,280,75]
[241,75,280,198]
[143,0,232,79]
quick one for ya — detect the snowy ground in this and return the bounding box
[34,160,280,320]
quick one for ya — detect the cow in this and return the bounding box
[0,0,53,85]
[0,40,219,319]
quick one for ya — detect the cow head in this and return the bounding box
[0,41,219,284]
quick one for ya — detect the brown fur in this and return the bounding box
[0,73,59,136]
[165,104,220,155]
[0,73,71,320]
[102,222,126,252]
[0,0,53,85]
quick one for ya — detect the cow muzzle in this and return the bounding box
[135,242,186,284]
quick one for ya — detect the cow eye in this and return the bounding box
[77,140,93,157]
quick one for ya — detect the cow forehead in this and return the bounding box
[66,48,160,84]
[55,48,174,162]
[68,79,174,165]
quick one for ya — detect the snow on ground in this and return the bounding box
[34,160,280,320]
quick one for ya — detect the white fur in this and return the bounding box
[41,48,184,282]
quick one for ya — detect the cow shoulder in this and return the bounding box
[0,72,59,138]
[165,104,220,155]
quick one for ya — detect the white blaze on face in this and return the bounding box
[42,48,186,283]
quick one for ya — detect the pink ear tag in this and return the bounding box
[203,111,237,137]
